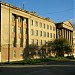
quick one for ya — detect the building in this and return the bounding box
[73,30,75,57]
[56,21,73,45]
[0,2,56,62]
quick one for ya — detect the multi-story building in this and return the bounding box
[73,30,75,57]
[0,2,56,62]
[56,21,73,45]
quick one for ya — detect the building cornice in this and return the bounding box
[0,1,56,24]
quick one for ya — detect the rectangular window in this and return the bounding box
[24,29,27,34]
[53,27,55,31]
[18,27,21,33]
[44,40,46,44]
[47,32,49,37]
[35,21,38,27]
[53,34,55,38]
[35,39,38,45]
[12,14,15,21]
[40,31,42,36]
[47,25,49,29]
[50,33,52,38]
[40,40,42,45]
[50,26,52,30]
[39,22,42,28]
[30,19,33,26]
[18,17,22,22]
[13,50,16,57]
[31,39,34,44]
[12,26,15,32]
[35,30,38,36]
[44,24,45,28]
[31,29,34,35]
[44,32,46,37]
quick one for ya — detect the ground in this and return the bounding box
[0,61,75,75]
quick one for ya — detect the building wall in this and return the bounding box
[0,2,56,62]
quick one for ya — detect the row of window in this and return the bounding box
[31,39,47,45]
[12,26,27,34]
[31,29,55,38]
[13,50,23,58]
[30,19,56,31]
[12,14,27,24]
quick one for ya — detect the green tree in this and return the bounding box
[47,38,73,57]
[23,45,40,59]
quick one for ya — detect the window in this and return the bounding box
[18,27,21,33]
[35,21,38,26]
[47,25,49,29]
[40,40,42,45]
[12,26,15,32]
[35,39,38,45]
[24,29,27,34]
[24,18,26,24]
[50,33,52,38]
[47,32,49,37]
[24,39,26,43]
[30,19,33,26]
[20,50,23,56]
[31,29,34,35]
[12,14,15,21]
[44,40,46,44]
[44,24,45,28]
[35,30,38,36]
[13,50,16,57]
[50,26,52,30]
[53,34,55,38]
[18,17,22,22]
[53,27,55,31]
[18,38,21,43]
[39,22,42,28]
[40,31,42,36]
[44,32,46,37]
[31,39,34,44]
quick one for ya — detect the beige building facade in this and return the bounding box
[0,2,56,62]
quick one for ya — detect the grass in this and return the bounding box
[0,57,72,65]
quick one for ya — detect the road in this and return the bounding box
[0,61,75,75]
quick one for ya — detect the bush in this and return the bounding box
[66,55,75,59]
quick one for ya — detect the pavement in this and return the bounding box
[0,61,75,75]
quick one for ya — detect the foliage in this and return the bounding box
[23,44,40,59]
[47,38,73,57]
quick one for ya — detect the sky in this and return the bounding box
[1,0,75,23]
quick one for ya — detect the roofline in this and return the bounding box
[0,1,56,24]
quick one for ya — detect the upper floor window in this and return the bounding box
[40,31,42,36]
[18,27,21,33]
[44,32,46,37]
[39,22,42,28]
[35,21,38,27]
[31,39,34,45]
[47,32,49,37]
[40,40,42,45]
[50,33,52,38]
[12,14,15,21]
[35,30,38,36]
[53,27,55,31]
[30,19,33,26]
[44,24,45,28]
[18,17,22,22]
[47,25,49,29]
[31,29,34,35]
[50,26,52,30]
[35,39,38,45]
[53,34,55,38]
[12,26,15,32]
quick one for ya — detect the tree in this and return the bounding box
[23,44,40,59]
[47,38,73,57]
